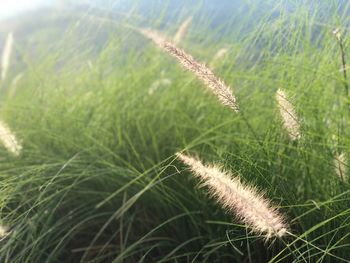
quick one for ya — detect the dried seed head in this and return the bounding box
[1,32,14,81]
[0,120,22,156]
[332,28,341,41]
[139,28,239,112]
[177,153,289,239]
[0,225,8,238]
[335,152,347,181]
[148,78,172,95]
[276,89,301,141]
[174,17,192,45]
[211,48,229,64]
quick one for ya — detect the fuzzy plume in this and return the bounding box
[334,152,347,181]
[211,48,229,64]
[139,28,239,112]
[176,153,288,239]
[276,89,301,141]
[173,17,192,45]
[332,28,341,42]
[148,78,172,95]
[1,32,14,81]
[0,225,8,238]
[0,120,22,156]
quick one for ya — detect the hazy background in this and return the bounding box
[0,0,54,19]
[1,1,350,262]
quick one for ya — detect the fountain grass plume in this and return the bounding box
[148,78,172,95]
[276,89,301,141]
[139,28,239,112]
[211,48,229,65]
[335,152,347,181]
[0,225,8,238]
[0,120,22,156]
[176,152,289,239]
[174,17,192,45]
[1,32,14,81]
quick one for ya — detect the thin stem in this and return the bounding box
[239,110,269,157]
[339,39,348,97]
[334,28,349,105]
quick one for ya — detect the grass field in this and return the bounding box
[0,1,350,262]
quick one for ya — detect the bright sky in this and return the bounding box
[0,0,50,18]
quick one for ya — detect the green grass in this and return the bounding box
[0,0,350,262]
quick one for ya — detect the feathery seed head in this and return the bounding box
[335,152,347,181]
[276,89,301,141]
[139,28,165,47]
[1,32,14,81]
[0,120,22,156]
[174,17,192,45]
[211,48,229,64]
[0,225,8,238]
[176,153,289,239]
[148,78,172,95]
[332,28,341,41]
[140,28,239,112]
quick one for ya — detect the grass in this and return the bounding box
[0,0,350,262]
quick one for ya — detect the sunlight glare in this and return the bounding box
[0,0,48,18]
